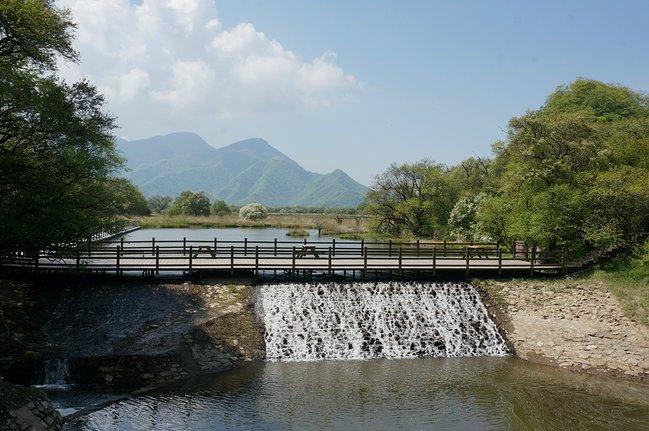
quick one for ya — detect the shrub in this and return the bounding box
[239,203,268,220]
[211,199,231,216]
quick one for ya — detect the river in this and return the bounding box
[60,357,649,430]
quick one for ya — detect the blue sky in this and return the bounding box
[62,0,649,184]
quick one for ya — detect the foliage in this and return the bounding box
[364,160,458,237]
[112,178,150,216]
[210,199,231,216]
[366,78,649,256]
[147,195,172,214]
[0,0,130,249]
[448,193,486,240]
[594,240,649,325]
[167,191,211,216]
[476,78,649,251]
[239,203,268,220]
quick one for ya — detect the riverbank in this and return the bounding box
[0,278,264,388]
[477,275,649,382]
[130,213,368,236]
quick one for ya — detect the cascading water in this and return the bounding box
[259,282,509,361]
[37,358,71,388]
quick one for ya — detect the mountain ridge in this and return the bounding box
[117,133,368,208]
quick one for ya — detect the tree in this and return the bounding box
[365,160,458,237]
[167,191,211,216]
[479,78,649,251]
[211,199,231,216]
[239,203,268,220]
[0,1,127,249]
[147,195,172,214]
[111,179,150,216]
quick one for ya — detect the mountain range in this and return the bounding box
[116,132,368,208]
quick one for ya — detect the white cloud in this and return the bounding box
[57,0,361,131]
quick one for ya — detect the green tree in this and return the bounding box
[365,160,458,237]
[210,199,231,216]
[111,179,150,216]
[147,195,172,214]
[479,78,649,251]
[0,1,127,249]
[167,191,211,216]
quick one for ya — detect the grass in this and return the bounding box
[286,229,309,237]
[130,213,368,235]
[591,243,649,326]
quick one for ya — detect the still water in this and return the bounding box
[62,357,649,431]
[123,227,349,243]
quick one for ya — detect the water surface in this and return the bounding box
[62,357,649,431]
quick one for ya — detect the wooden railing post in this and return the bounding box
[443,240,447,256]
[388,239,392,257]
[244,238,248,256]
[155,246,160,275]
[364,246,368,272]
[360,239,365,256]
[255,245,259,274]
[214,237,217,254]
[432,247,436,276]
[152,237,155,255]
[292,246,296,271]
[398,247,402,270]
[274,238,277,256]
[230,245,234,274]
[116,245,120,272]
[120,237,124,250]
[328,247,332,275]
[183,237,186,256]
[332,239,336,257]
[189,245,193,270]
[416,239,420,257]
[530,244,535,276]
[465,246,470,278]
[498,248,503,275]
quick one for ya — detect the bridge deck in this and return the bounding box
[1,238,566,277]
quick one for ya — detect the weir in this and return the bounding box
[259,282,509,361]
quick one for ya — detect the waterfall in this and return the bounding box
[37,359,70,388]
[259,282,509,361]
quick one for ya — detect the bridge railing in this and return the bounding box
[1,238,566,276]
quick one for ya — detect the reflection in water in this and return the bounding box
[64,357,649,431]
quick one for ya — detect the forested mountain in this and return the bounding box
[117,133,367,207]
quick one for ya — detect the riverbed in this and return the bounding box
[59,357,649,430]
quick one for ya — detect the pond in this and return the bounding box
[123,227,356,243]
[60,357,649,430]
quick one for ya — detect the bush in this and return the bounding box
[286,229,309,237]
[239,203,268,220]
[167,191,211,216]
[211,199,231,216]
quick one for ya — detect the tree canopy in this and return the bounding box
[0,0,140,248]
[366,78,649,254]
[167,191,211,216]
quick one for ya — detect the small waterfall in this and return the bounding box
[37,359,71,388]
[259,282,509,361]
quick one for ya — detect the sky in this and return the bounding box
[58,0,649,185]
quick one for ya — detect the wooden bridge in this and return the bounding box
[1,237,567,278]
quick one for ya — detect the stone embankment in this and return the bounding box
[0,380,62,430]
[478,278,649,382]
[0,279,264,388]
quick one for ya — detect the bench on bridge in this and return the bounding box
[192,245,217,258]
[295,246,320,259]
[466,245,491,259]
